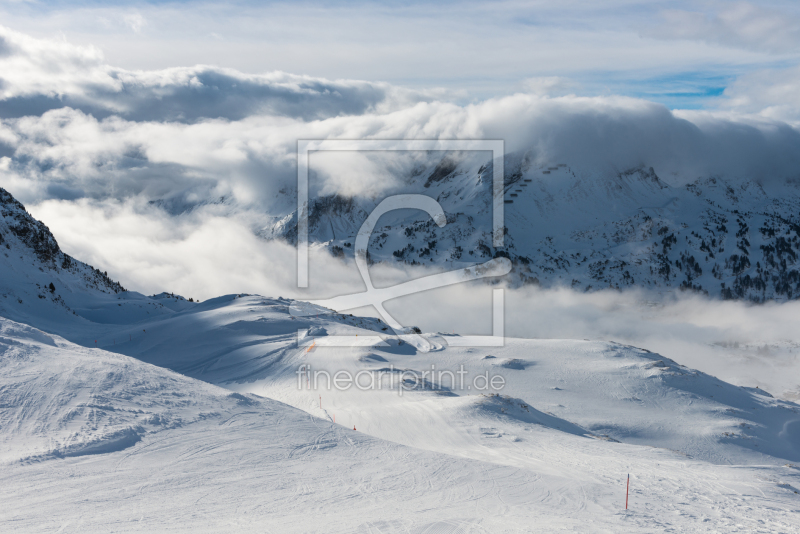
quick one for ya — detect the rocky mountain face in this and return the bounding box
[1,187,203,330]
[267,151,800,301]
[0,187,176,327]
[1,187,125,294]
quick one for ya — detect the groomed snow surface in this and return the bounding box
[1,295,799,532]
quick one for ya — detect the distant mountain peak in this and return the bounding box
[264,154,800,302]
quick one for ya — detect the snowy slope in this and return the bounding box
[0,316,567,533]
[80,295,800,467]
[2,315,800,533]
[263,151,800,301]
[0,317,249,463]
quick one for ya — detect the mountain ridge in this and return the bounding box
[0,186,199,329]
[263,151,800,301]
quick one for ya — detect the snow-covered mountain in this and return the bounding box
[264,151,800,301]
[2,193,800,532]
[0,187,199,330]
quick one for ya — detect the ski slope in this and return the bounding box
[83,295,799,465]
[0,316,575,533]
[2,295,795,532]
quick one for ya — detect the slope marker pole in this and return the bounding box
[626,474,630,510]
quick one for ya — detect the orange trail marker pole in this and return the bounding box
[626,474,630,510]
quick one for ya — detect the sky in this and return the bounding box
[1,0,800,109]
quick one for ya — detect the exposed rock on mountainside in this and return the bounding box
[1,187,125,295]
[0,188,190,327]
[267,151,800,301]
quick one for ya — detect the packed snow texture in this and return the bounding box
[2,295,800,532]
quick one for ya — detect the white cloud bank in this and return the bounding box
[0,25,441,123]
[0,20,798,400]
[1,22,799,208]
[29,197,800,402]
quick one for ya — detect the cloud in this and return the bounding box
[652,3,800,54]
[476,93,800,184]
[520,77,575,97]
[0,34,13,58]
[3,85,800,216]
[0,25,441,123]
[713,64,800,126]
[26,196,377,302]
[123,13,146,34]
[0,26,106,103]
[310,151,410,199]
[2,1,794,105]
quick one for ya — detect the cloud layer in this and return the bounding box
[1,18,799,401]
[1,20,800,207]
[0,26,437,123]
[3,94,800,212]
[2,1,797,103]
